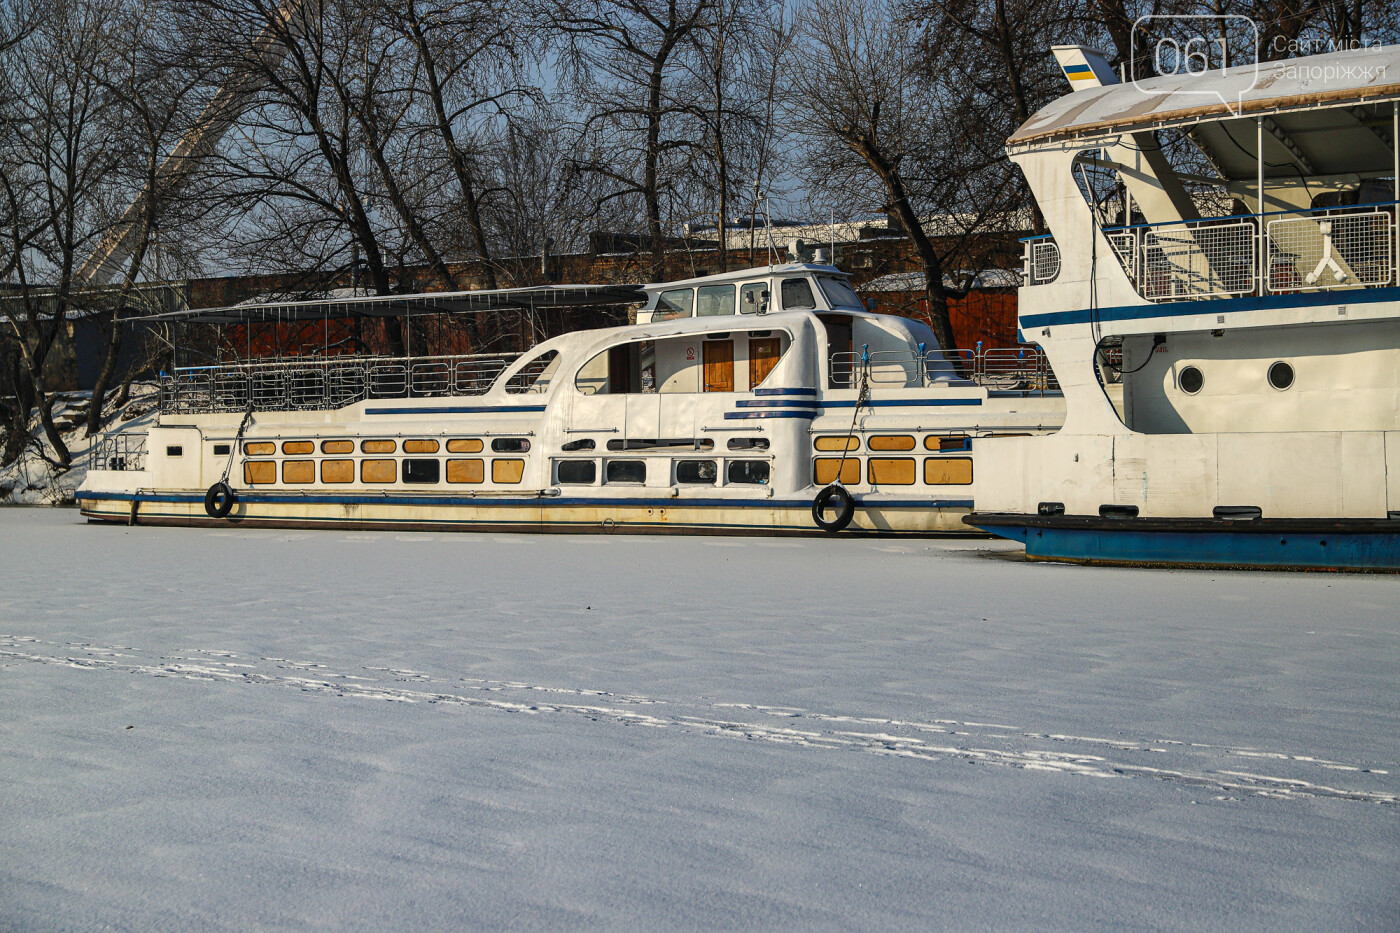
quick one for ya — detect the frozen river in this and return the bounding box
[1,507,1396,930]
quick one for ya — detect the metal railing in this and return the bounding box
[1023,200,1398,302]
[161,353,521,414]
[829,345,1059,394]
[91,432,147,471]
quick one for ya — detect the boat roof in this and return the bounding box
[1009,44,1400,149]
[134,263,851,324]
[135,282,648,324]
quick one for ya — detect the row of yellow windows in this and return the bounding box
[245,458,524,485]
[814,434,971,453]
[245,438,491,456]
[813,457,972,486]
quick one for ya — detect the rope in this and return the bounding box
[218,398,256,487]
[830,344,870,488]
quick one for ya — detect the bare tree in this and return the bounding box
[549,0,717,278]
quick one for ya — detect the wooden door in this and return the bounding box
[748,338,780,389]
[703,340,734,392]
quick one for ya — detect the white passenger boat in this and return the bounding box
[78,262,1063,535]
[966,44,1400,569]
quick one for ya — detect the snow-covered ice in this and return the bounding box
[1,508,1396,930]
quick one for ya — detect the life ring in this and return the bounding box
[204,481,236,519]
[812,484,856,533]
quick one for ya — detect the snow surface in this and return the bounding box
[1,508,1396,931]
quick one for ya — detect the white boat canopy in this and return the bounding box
[1009,43,1400,151]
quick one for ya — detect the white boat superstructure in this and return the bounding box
[79,263,1063,535]
[967,44,1400,568]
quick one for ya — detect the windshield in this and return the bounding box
[818,276,863,310]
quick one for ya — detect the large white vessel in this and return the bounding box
[967,44,1400,569]
[79,262,1062,534]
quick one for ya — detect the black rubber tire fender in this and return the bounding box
[204,481,236,519]
[812,483,856,533]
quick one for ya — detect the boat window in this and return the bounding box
[282,441,313,455]
[492,459,525,484]
[817,276,863,310]
[727,461,770,485]
[925,457,973,485]
[728,437,769,450]
[166,446,183,457]
[608,438,713,451]
[362,439,396,454]
[654,288,694,320]
[492,437,530,453]
[561,438,596,451]
[1179,366,1204,394]
[403,459,440,484]
[321,460,354,483]
[780,278,816,310]
[868,458,916,485]
[404,439,440,454]
[675,459,717,485]
[1268,361,1294,390]
[213,444,230,456]
[814,436,859,451]
[697,284,735,316]
[282,460,315,484]
[868,434,916,451]
[506,349,561,394]
[814,458,859,485]
[576,340,654,395]
[244,441,275,456]
[446,459,484,483]
[244,461,276,484]
[740,282,768,314]
[556,460,597,484]
[447,438,483,453]
[361,459,397,483]
[605,459,646,484]
[926,435,971,451]
[321,439,354,454]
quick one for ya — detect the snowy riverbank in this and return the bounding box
[1,509,1396,930]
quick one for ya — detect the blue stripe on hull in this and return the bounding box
[989,525,1400,571]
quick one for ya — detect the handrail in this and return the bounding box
[1024,199,1397,303]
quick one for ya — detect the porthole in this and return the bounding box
[1178,365,1204,394]
[1268,361,1294,391]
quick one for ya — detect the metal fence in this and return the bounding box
[1024,201,1398,302]
[161,353,521,414]
[91,432,147,471]
[829,345,1059,394]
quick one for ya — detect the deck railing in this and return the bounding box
[161,353,521,415]
[91,432,147,471]
[829,345,1059,394]
[1023,200,1398,302]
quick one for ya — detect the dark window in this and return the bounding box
[403,459,440,484]
[676,460,717,484]
[492,437,531,453]
[213,444,230,455]
[166,446,182,457]
[606,460,646,484]
[1179,366,1204,394]
[607,437,713,451]
[728,437,770,451]
[557,460,597,484]
[780,278,816,310]
[561,438,596,451]
[727,460,770,484]
[1268,361,1294,390]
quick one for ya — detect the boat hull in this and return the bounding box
[79,489,978,536]
[965,513,1400,572]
